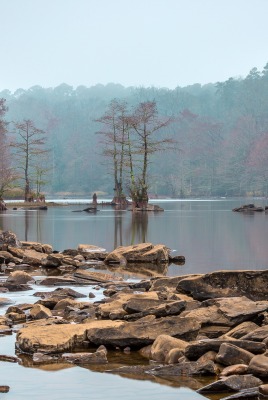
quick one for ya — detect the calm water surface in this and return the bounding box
[1,198,268,274]
[0,198,267,400]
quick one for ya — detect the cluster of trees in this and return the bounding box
[96,100,174,206]
[1,63,268,199]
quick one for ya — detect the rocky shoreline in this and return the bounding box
[1,231,268,399]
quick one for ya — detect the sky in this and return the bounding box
[1,0,268,92]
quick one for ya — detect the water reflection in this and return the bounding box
[129,212,148,244]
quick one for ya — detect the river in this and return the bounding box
[0,198,267,400]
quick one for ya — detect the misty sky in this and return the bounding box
[2,0,268,92]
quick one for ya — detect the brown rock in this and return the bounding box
[0,386,10,393]
[30,304,53,319]
[150,275,201,292]
[240,325,268,342]
[197,374,263,394]
[6,271,34,285]
[216,343,254,366]
[96,292,159,319]
[62,349,108,364]
[74,269,117,284]
[16,316,201,353]
[0,250,21,264]
[150,334,188,362]
[259,384,268,396]
[221,321,259,339]
[177,270,268,301]
[0,231,21,248]
[148,360,216,376]
[5,311,26,323]
[41,253,64,267]
[32,352,55,364]
[38,277,77,285]
[220,364,249,377]
[77,244,108,260]
[248,353,268,377]
[53,298,85,311]
[105,243,170,265]
[185,339,266,360]
[22,248,47,265]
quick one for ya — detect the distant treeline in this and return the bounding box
[2,63,268,198]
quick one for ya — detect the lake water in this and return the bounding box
[1,198,268,274]
[0,198,267,400]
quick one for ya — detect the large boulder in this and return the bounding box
[177,271,268,301]
[105,243,170,265]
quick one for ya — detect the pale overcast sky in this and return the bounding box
[1,0,268,92]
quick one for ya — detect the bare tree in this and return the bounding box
[95,99,130,205]
[0,99,17,201]
[129,101,174,208]
[11,119,49,202]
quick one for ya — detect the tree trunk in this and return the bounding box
[0,199,7,211]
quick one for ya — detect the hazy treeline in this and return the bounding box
[1,63,268,198]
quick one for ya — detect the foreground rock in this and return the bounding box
[16,315,201,353]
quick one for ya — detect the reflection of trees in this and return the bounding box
[24,210,42,242]
[130,212,148,244]
[113,209,123,249]
[24,211,29,241]
[113,207,149,248]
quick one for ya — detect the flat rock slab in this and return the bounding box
[38,277,78,286]
[74,269,118,283]
[16,316,201,353]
